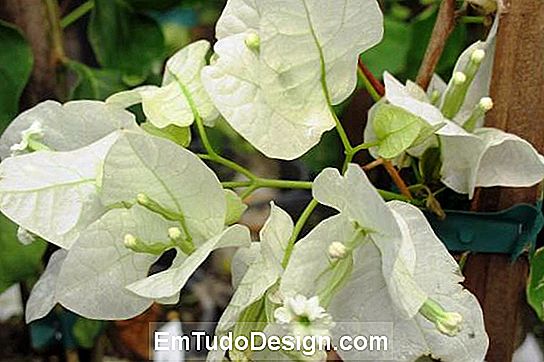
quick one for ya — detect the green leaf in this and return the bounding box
[224,189,247,225]
[124,0,180,11]
[528,248,544,320]
[202,0,383,160]
[419,146,442,185]
[88,0,165,79]
[0,213,46,294]
[363,18,412,76]
[372,103,426,159]
[0,20,33,132]
[73,318,104,349]
[67,61,126,100]
[141,122,191,148]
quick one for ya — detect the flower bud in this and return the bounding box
[123,233,138,249]
[470,49,486,64]
[328,242,348,259]
[463,97,494,132]
[168,226,195,255]
[168,227,183,240]
[245,32,261,52]
[479,97,493,111]
[135,193,184,222]
[136,193,150,205]
[10,121,49,155]
[452,72,467,85]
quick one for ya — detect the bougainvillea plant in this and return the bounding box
[1,0,543,361]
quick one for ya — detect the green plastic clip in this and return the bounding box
[425,203,544,261]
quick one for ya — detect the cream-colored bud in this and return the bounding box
[124,234,138,249]
[328,242,348,259]
[470,49,485,64]
[136,193,149,205]
[168,227,183,240]
[479,97,494,111]
[452,72,467,85]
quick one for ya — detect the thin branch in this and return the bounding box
[357,59,385,97]
[362,158,384,171]
[416,0,457,90]
[382,159,413,200]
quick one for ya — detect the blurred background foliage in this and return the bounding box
[0,0,486,360]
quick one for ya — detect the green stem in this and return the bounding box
[331,108,353,156]
[357,67,381,102]
[281,198,319,268]
[221,181,253,189]
[60,1,95,29]
[342,141,379,172]
[256,179,312,190]
[460,16,485,24]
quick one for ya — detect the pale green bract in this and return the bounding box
[0,131,122,249]
[312,164,427,318]
[101,131,226,244]
[0,100,138,159]
[217,203,291,333]
[106,40,218,128]
[371,103,439,159]
[126,224,250,300]
[26,249,67,323]
[224,189,248,225]
[202,0,383,160]
[55,205,178,320]
[363,21,544,198]
[439,126,544,198]
[280,166,488,361]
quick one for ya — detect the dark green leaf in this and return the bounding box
[73,318,104,349]
[363,18,412,76]
[419,146,442,185]
[67,61,127,100]
[0,21,33,131]
[141,122,191,147]
[0,213,46,294]
[406,7,468,80]
[528,248,544,320]
[124,0,180,11]
[88,0,165,79]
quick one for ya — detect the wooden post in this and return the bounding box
[464,1,544,361]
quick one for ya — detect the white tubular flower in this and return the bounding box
[10,121,44,155]
[17,226,37,245]
[274,295,334,337]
